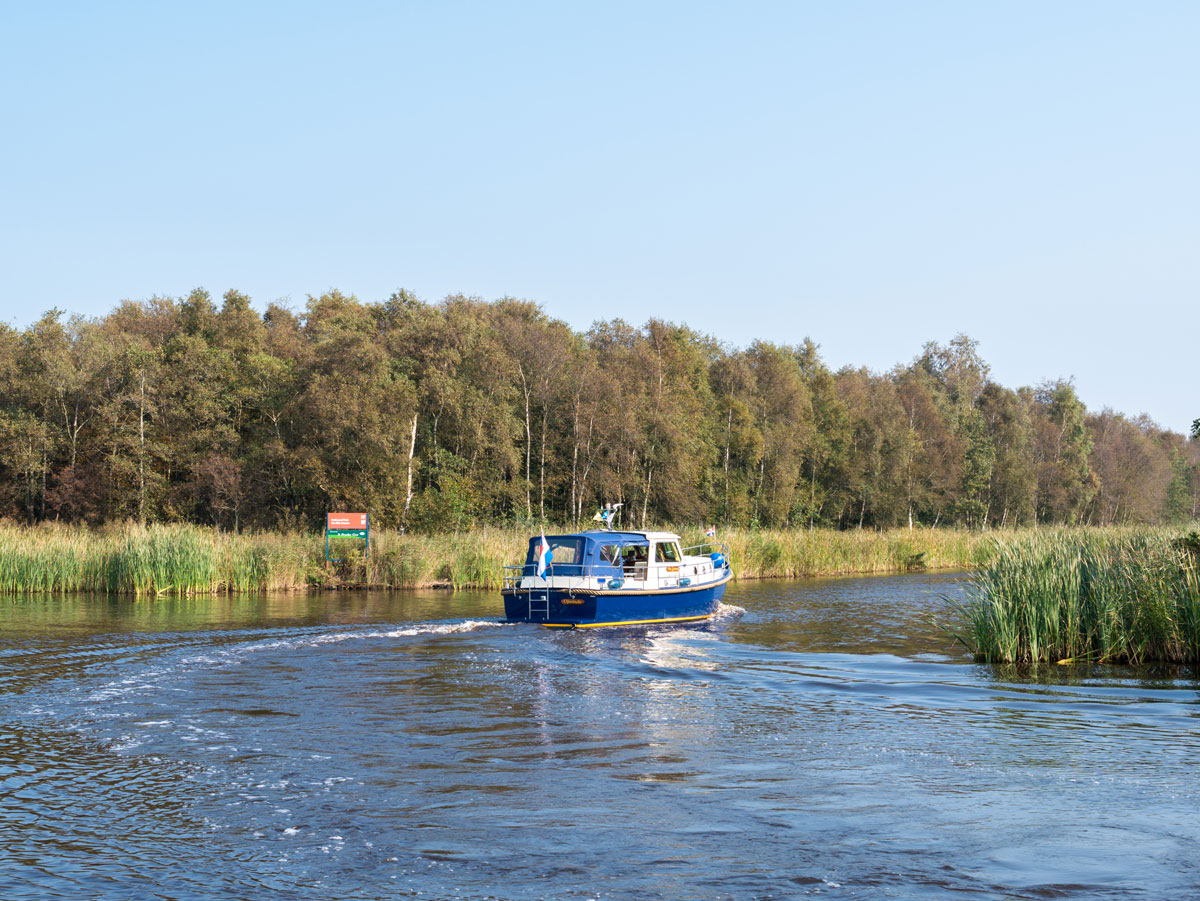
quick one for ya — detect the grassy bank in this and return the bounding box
[954,529,1200,665]
[0,522,998,596]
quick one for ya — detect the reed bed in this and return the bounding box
[954,529,1200,665]
[0,524,297,596]
[13,522,1197,665]
[695,527,988,579]
[0,521,1000,596]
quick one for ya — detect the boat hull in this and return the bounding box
[502,575,730,627]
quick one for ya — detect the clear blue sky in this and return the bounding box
[1,2,1196,433]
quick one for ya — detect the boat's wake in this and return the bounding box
[711,602,746,623]
[238,619,508,654]
[88,620,509,704]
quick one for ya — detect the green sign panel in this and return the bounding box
[328,529,367,538]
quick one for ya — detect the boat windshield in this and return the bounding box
[655,541,682,563]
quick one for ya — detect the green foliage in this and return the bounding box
[0,292,1194,532]
[1032,380,1095,523]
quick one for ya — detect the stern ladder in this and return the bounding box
[527,589,550,621]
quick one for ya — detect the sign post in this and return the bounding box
[326,512,369,562]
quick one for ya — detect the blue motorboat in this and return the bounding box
[502,529,732,627]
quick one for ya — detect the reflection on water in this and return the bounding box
[3,575,1200,899]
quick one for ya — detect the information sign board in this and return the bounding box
[328,513,367,529]
[326,512,369,562]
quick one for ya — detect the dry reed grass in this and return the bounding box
[0,521,1003,596]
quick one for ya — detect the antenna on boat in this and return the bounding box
[592,502,623,531]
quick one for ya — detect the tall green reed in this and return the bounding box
[954,529,1200,665]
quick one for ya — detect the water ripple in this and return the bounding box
[2,579,1200,898]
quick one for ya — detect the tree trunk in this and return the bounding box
[538,410,547,520]
[518,364,532,518]
[723,407,732,521]
[576,412,595,522]
[754,453,765,525]
[402,411,418,532]
[24,437,35,524]
[138,370,147,526]
[570,398,579,524]
[809,461,817,531]
[641,462,653,528]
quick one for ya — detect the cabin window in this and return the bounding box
[526,537,584,566]
[620,545,649,573]
[599,544,621,564]
[655,542,681,563]
[549,539,583,565]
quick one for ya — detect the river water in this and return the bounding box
[2,573,1199,899]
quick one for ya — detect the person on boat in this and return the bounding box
[621,545,648,579]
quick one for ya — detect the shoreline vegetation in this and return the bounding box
[5,521,1200,665]
[0,522,996,596]
[0,520,1190,594]
[955,529,1200,665]
[5,294,1198,661]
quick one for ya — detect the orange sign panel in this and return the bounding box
[328,512,367,529]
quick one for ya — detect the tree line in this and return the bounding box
[1,289,1196,532]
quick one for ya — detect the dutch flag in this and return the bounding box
[705,526,716,538]
[536,529,553,578]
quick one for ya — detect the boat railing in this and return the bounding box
[502,542,731,592]
[502,564,528,592]
[680,541,731,569]
[502,561,623,592]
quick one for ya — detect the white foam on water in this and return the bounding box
[87,619,509,705]
[241,619,508,654]
[712,602,746,621]
[108,735,144,752]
